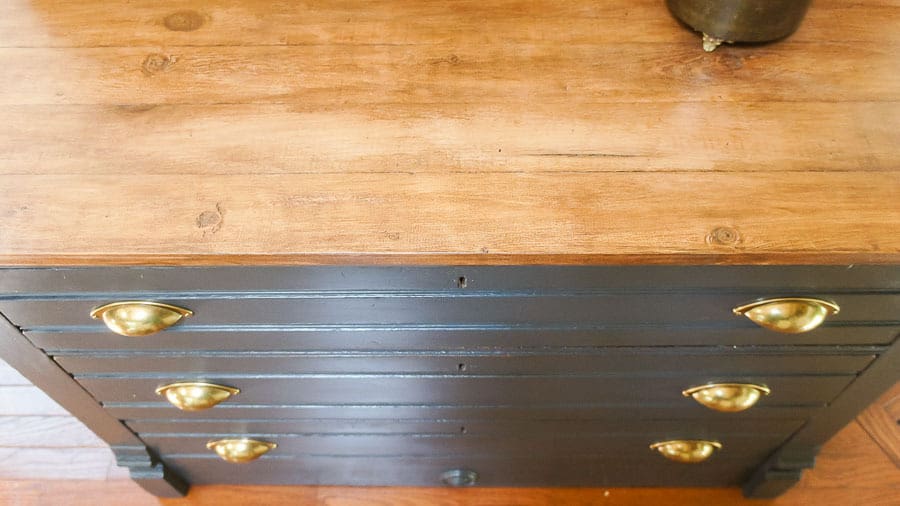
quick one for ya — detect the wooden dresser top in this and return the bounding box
[0,0,897,266]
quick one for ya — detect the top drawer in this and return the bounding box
[3,292,898,328]
[2,266,899,293]
[0,267,897,340]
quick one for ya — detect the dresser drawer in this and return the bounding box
[3,293,897,328]
[143,429,797,461]
[161,454,772,487]
[77,374,855,406]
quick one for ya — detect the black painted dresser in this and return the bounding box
[0,266,897,498]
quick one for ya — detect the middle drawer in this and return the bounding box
[77,374,855,406]
[55,350,875,376]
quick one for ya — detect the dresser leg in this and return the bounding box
[112,445,189,497]
[742,447,818,498]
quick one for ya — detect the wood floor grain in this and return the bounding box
[858,382,900,468]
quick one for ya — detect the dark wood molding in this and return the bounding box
[112,445,188,498]
[781,337,900,452]
[743,336,900,497]
[742,447,818,498]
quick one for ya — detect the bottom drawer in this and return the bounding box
[162,454,765,487]
[145,430,796,462]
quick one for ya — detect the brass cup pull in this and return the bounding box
[650,440,722,463]
[206,438,276,463]
[683,383,771,413]
[90,301,193,336]
[733,297,839,334]
[155,382,240,411]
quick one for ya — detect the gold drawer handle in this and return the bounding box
[650,440,722,463]
[155,382,240,411]
[732,297,839,334]
[90,301,193,336]
[683,383,771,413]
[206,438,276,463]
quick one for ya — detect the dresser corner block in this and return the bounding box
[742,446,819,498]
[0,265,897,498]
[111,445,189,498]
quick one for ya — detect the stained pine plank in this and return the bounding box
[0,172,897,265]
[2,102,898,176]
[0,0,897,48]
[2,43,899,106]
[0,0,898,265]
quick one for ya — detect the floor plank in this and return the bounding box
[0,416,107,448]
[0,386,69,416]
[795,421,900,490]
[0,480,158,506]
[856,382,900,468]
[0,448,126,480]
[0,359,30,385]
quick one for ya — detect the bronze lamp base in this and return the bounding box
[666,0,813,51]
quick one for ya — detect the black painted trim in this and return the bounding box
[1,266,898,294]
[742,335,900,498]
[0,314,189,496]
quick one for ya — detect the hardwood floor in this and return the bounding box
[0,359,897,505]
[858,381,900,468]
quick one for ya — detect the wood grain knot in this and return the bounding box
[116,104,158,114]
[196,204,224,235]
[141,53,176,76]
[717,52,745,71]
[429,54,461,66]
[163,10,205,32]
[706,226,742,246]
